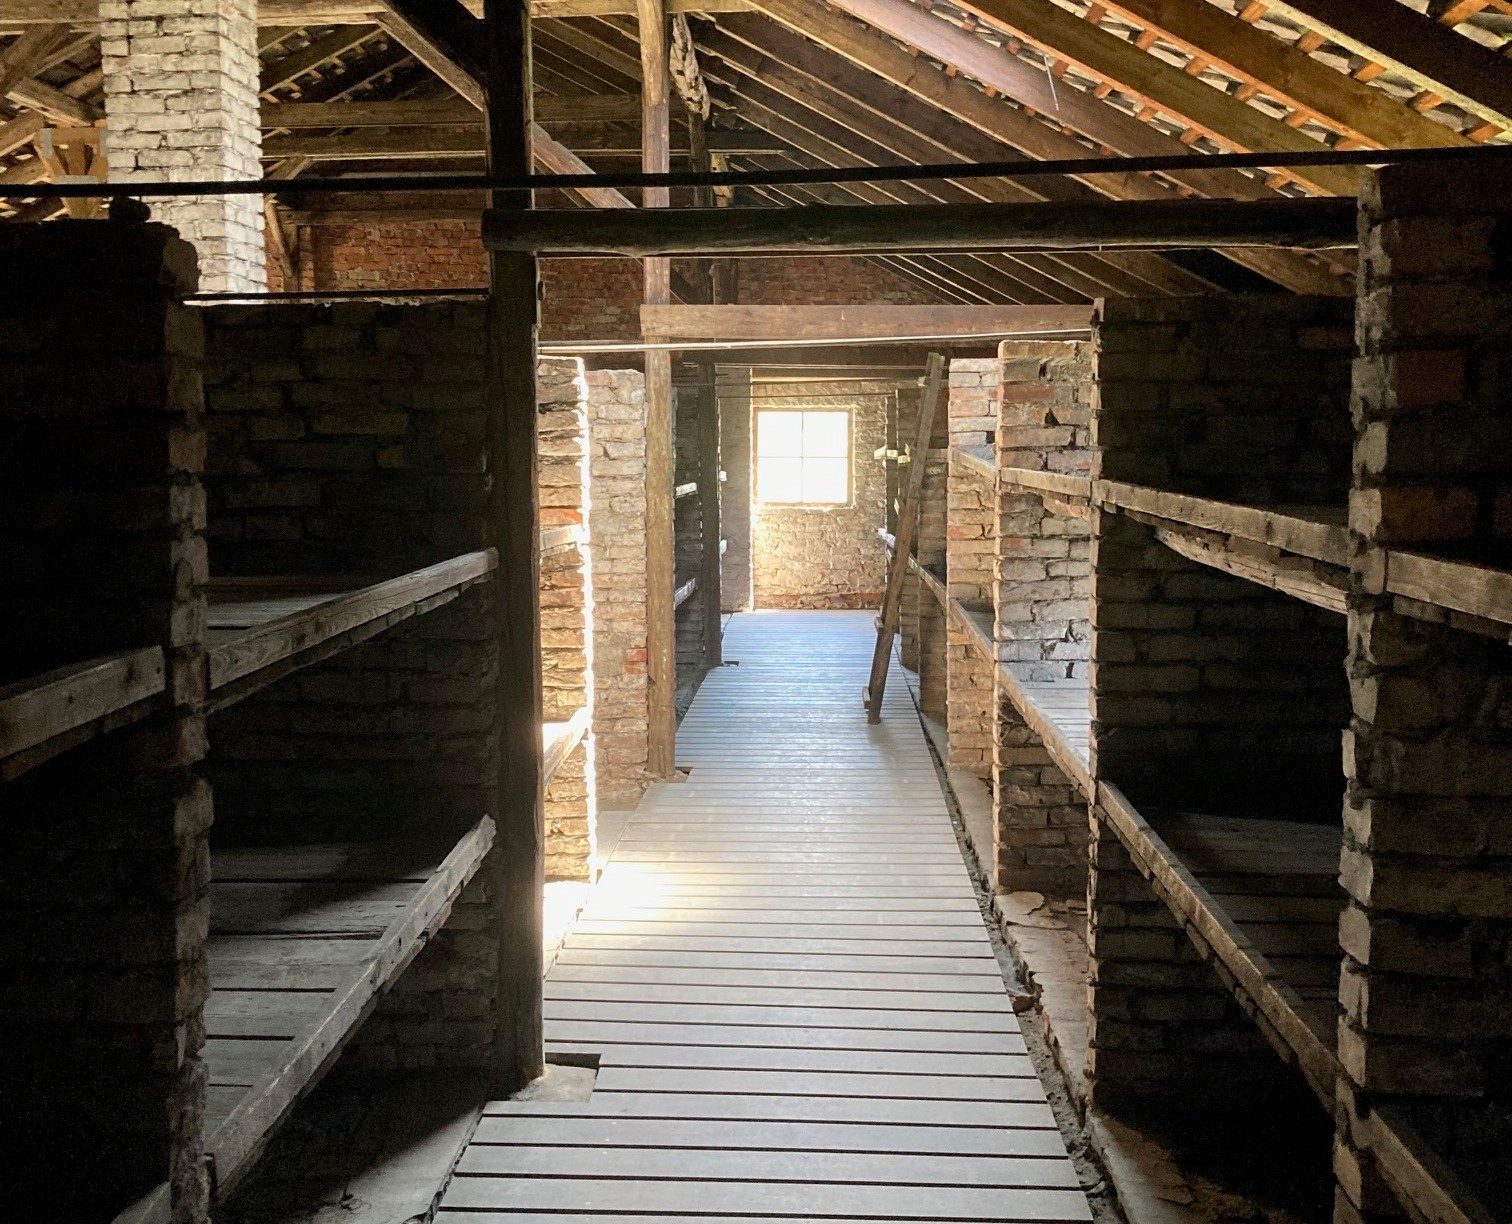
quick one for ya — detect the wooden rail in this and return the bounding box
[206,816,496,1197]
[952,444,995,484]
[544,706,591,783]
[673,576,699,610]
[1384,551,1512,631]
[0,646,166,779]
[207,549,497,709]
[1096,783,1340,1108]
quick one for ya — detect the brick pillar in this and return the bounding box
[895,385,922,672]
[0,223,210,1222]
[1338,160,1512,1224]
[993,342,1093,897]
[539,358,597,880]
[587,369,651,809]
[101,0,266,293]
[946,358,998,779]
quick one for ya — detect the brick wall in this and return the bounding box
[1338,160,1512,1224]
[994,342,1094,896]
[1086,293,1356,1122]
[586,369,651,809]
[280,220,938,334]
[912,385,950,719]
[946,358,997,779]
[0,222,212,1223]
[751,382,889,609]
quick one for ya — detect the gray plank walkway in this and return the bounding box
[441,611,1092,1222]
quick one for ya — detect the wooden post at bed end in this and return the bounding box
[484,0,546,1094]
[689,115,723,668]
[639,0,677,778]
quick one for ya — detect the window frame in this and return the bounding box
[753,407,854,509]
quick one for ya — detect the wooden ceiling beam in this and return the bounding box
[642,302,1094,340]
[0,0,757,23]
[938,0,1361,196]
[1089,0,1475,152]
[258,126,784,159]
[1260,0,1512,135]
[482,197,1359,257]
[376,0,635,207]
[748,0,1349,295]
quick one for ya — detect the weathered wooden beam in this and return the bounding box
[642,303,1093,340]
[260,96,642,127]
[1262,0,1512,136]
[953,0,1361,196]
[669,14,710,118]
[639,0,677,780]
[1094,0,1476,152]
[482,0,546,1096]
[484,197,1357,256]
[258,126,784,160]
[749,0,1350,295]
[0,0,756,22]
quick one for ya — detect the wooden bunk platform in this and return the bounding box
[206,549,497,710]
[1097,786,1343,1107]
[204,818,495,1197]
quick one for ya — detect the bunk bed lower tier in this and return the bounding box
[204,818,495,1197]
[1098,790,1343,1104]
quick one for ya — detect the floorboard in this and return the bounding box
[440,612,1092,1223]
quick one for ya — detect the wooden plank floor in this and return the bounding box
[442,611,1092,1223]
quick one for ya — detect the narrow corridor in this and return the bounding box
[439,611,1093,1222]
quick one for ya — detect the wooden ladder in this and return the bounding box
[864,351,947,724]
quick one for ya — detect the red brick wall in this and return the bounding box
[274,220,941,338]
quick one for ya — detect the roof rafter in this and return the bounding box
[749,0,1348,294]
[703,14,1219,297]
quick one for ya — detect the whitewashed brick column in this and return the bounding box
[101,0,266,293]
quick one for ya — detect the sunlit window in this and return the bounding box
[755,410,851,506]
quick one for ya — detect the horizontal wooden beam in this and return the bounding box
[261,96,642,128]
[261,127,784,160]
[641,303,1092,341]
[484,197,1358,256]
[0,0,755,23]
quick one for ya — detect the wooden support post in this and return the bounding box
[865,352,947,724]
[483,0,545,1094]
[639,0,677,778]
[689,113,722,667]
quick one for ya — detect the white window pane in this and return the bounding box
[758,456,805,503]
[803,411,849,458]
[802,457,849,504]
[756,411,803,457]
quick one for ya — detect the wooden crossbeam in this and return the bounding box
[483,197,1358,256]
[865,352,946,724]
[260,96,642,128]
[640,303,1093,341]
[0,0,758,21]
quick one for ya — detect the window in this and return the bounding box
[756,410,851,506]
